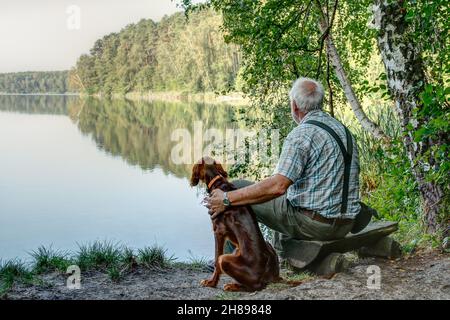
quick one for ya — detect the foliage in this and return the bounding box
[0,242,211,295]
[30,246,72,274]
[0,94,75,114]
[76,240,126,271]
[180,0,382,179]
[403,0,450,215]
[182,0,449,235]
[137,245,175,270]
[68,96,237,178]
[172,250,210,271]
[0,71,70,94]
[70,9,240,95]
[0,259,34,296]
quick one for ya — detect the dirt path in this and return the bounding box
[4,251,449,300]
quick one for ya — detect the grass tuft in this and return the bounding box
[120,247,138,270]
[1,242,177,292]
[0,259,34,296]
[173,251,210,271]
[76,240,124,271]
[282,270,314,282]
[186,256,210,271]
[30,246,72,274]
[107,266,122,282]
[137,245,174,270]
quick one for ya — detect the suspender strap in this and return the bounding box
[305,120,353,214]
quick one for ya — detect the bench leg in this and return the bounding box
[358,236,401,259]
[307,253,350,276]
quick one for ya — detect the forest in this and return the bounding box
[69,9,240,95]
[0,10,239,95]
[0,71,69,94]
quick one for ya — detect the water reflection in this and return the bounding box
[0,95,74,115]
[0,95,238,261]
[0,95,237,178]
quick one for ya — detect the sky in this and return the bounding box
[0,0,193,73]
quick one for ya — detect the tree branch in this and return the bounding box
[314,0,391,142]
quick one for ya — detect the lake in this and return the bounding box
[0,95,237,262]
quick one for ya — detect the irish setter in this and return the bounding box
[190,157,280,292]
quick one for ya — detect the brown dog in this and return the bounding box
[190,157,280,291]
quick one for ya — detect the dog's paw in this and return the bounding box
[223,283,244,292]
[200,279,217,288]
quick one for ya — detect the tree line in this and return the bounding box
[0,9,240,95]
[69,9,241,95]
[0,71,69,94]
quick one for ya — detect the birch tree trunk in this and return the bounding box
[371,0,444,234]
[316,13,390,142]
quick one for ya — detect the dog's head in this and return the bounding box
[190,156,228,187]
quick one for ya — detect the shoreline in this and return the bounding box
[0,91,249,106]
[2,249,448,300]
[122,91,249,105]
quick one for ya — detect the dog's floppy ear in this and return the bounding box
[214,160,228,178]
[190,163,201,186]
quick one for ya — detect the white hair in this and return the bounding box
[289,77,324,113]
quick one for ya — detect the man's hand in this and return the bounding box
[204,189,226,219]
[203,174,292,219]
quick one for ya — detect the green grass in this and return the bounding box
[20,241,175,288]
[173,251,210,271]
[394,221,441,254]
[137,245,175,270]
[0,259,34,297]
[185,256,210,271]
[107,266,122,282]
[281,270,314,282]
[30,246,72,274]
[0,242,174,295]
[120,247,138,270]
[265,270,315,290]
[76,240,125,271]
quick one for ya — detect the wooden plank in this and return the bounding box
[358,236,402,259]
[284,221,398,269]
[283,240,322,269]
[319,221,398,257]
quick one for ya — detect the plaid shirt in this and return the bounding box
[274,110,361,219]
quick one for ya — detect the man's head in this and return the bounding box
[289,77,324,124]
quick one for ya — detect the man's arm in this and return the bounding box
[227,174,292,205]
[205,174,292,218]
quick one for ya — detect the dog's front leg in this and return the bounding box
[200,232,225,288]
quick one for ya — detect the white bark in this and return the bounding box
[371,0,444,233]
[317,16,390,142]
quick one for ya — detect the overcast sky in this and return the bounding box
[0,0,195,73]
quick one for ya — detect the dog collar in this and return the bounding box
[207,175,222,190]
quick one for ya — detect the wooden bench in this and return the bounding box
[283,221,400,275]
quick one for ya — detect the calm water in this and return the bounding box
[0,95,236,261]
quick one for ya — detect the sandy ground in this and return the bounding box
[3,251,449,300]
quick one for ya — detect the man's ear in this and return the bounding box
[190,163,200,186]
[292,100,298,111]
[214,161,228,178]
